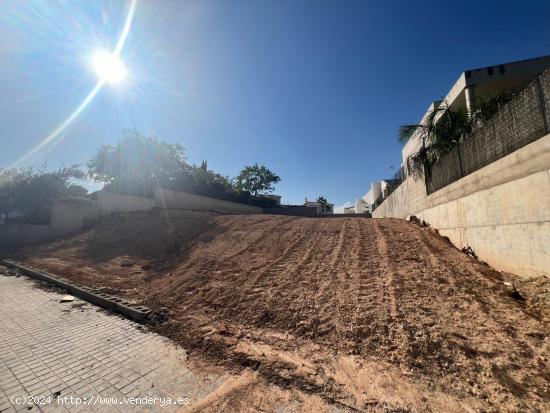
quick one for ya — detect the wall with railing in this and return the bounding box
[373,68,550,210]
[427,68,550,193]
[372,68,550,278]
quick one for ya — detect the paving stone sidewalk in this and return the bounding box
[0,270,226,413]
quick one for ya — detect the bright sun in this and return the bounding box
[92,50,127,84]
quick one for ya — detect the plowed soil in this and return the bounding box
[16,210,550,412]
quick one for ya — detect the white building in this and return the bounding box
[354,198,370,214]
[353,179,400,213]
[304,199,334,214]
[348,56,550,216]
[402,55,550,166]
[343,206,355,214]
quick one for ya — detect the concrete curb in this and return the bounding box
[1,259,151,322]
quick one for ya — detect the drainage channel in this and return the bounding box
[1,259,151,322]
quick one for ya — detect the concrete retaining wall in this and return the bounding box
[0,200,98,251]
[0,188,262,251]
[155,188,262,214]
[0,224,52,250]
[373,133,550,278]
[96,191,156,215]
[51,199,99,231]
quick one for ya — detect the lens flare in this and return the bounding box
[12,0,137,167]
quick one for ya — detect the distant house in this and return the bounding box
[343,206,355,214]
[304,198,334,214]
[354,198,370,214]
[356,179,400,212]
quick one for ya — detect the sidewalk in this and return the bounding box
[0,270,226,413]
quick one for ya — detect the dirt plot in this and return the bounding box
[17,211,550,412]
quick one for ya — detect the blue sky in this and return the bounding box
[1,0,549,208]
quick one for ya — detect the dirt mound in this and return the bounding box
[19,212,550,411]
[17,209,215,293]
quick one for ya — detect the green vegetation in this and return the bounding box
[233,164,281,196]
[87,130,189,196]
[1,131,282,225]
[88,130,187,184]
[398,91,515,177]
[0,165,87,224]
[87,130,281,205]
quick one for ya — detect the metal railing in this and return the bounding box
[426,68,550,194]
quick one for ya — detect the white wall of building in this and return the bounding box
[354,199,370,214]
[400,56,550,167]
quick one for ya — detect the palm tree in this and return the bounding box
[398,91,515,178]
[398,101,468,178]
[316,196,329,214]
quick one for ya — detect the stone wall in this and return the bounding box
[373,133,550,278]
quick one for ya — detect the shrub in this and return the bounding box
[0,165,87,224]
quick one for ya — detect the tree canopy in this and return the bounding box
[234,164,281,196]
[0,132,284,223]
[87,130,189,196]
[188,160,234,197]
[88,130,187,182]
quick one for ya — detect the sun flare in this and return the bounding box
[92,50,127,84]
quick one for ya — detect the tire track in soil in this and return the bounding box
[372,220,410,359]
[173,215,294,276]
[177,217,315,333]
[173,216,307,317]
[412,224,505,317]
[332,219,363,344]
[243,218,311,274]
[288,219,339,336]
[222,216,299,261]
[301,220,338,339]
[340,218,363,342]
[20,213,550,412]
[373,220,456,374]
[414,225,545,352]
[240,219,328,332]
[351,219,386,353]
[387,221,550,405]
[323,220,350,343]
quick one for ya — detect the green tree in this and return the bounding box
[0,165,86,224]
[87,130,190,196]
[189,160,233,196]
[233,164,281,196]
